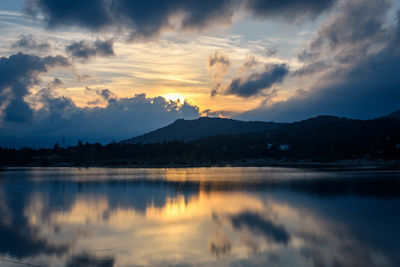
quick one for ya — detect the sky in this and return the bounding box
[0,0,399,147]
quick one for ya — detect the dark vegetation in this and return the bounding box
[1,112,400,167]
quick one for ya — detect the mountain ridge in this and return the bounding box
[122,111,400,145]
[122,117,282,144]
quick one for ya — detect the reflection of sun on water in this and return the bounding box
[21,188,332,266]
[22,168,305,266]
[145,192,264,221]
[146,196,188,219]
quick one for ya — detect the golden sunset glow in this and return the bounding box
[1,1,399,266]
[162,93,187,102]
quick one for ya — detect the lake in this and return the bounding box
[0,167,399,267]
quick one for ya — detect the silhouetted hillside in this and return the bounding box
[191,114,400,161]
[386,110,400,119]
[1,111,400,166]
[122,117,281,144]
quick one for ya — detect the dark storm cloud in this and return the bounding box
[238,0,400,121]
[0,93,200,147]
[65,39,115,60]
[25,0,337,39]
[0,52,70,122]
[302,0,393,67]
[24,0,112,30]
[113,0,239,40]
[3,100,33,123]
[230,211,290,244]
[11,34,50,51]
[225,64,288,98]
[26,0,239,39]
[245,0,338,22]
[310,0,391,51]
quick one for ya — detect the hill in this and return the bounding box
[386,110,400,119]
[1,111,400,166]
[122,117,281,144]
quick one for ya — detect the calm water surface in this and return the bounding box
[0,167,399,267]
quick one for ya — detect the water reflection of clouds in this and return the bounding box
[230,211,290,244]
[0,168,399,266]
[0,192,70,260]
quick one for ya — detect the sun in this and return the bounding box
[162,93,186,102]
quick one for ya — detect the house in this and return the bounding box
[279,144,291,151]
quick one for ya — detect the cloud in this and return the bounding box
[265,46,277,57]
[93,88,115,101]
[224,64,288,98]
[86,87,116,105]
[300,0,394,73]
[25,0,338,40]
[65,39,115,60]
[0,92,200,147]
[209,54,288,98]
[208,52,231,79]
[294,60,329,76]
[208,51,231,70]
[238,0,400,121]
[0,52,70,123]
[26,0,239,40]
[309,0,390,51]
[200,109,236,118]
[237,55,258,74]
[244,0,338,22]
[11,34,51,51]
[208,51,231,96]
[49,77,63,88]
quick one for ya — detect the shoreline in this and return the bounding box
[2,159,400,171]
